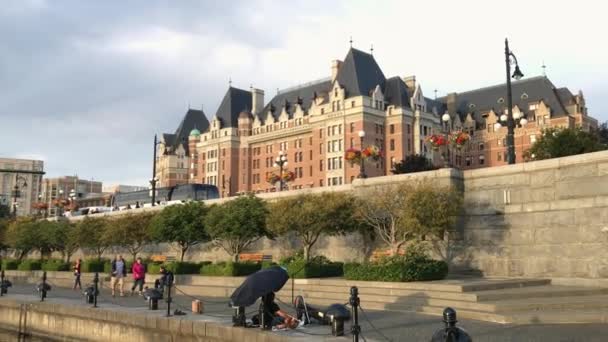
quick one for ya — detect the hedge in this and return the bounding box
[41,259,71,271]
[17,260,42,271]
[1,259,20,270]
[285,258,344,278]
[200,262,261,276]
[81,259,107,273]
[343,257,448,282]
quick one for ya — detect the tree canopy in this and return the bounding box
[267,192,358,261]
[151,202,209,261]
[205,195,271,262]
[76,216,111,260]
[524,126,607,161]
[105,213,156,261]
[391,154,437,174]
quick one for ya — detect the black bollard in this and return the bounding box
[232,306,246,327]
[430,307,472,342]
[331,315,345,336]
[149,298,159,310]
[0,269,5,296]
[165,273,173,317]
[40,271,47,302]
[93,272,99,308]
[350,286,360,342]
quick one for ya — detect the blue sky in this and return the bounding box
[1,0,606,186]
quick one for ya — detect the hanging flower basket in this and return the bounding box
[449,131,470,149]
[345,148,363,165]
[361,145,383,161]
[281,171,295,182]
[266,174,281,185]
[425,134,448,150]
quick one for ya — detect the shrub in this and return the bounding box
[343,255,448,282]
[41,259,71,271]
[282,255,343,278]
[166,261,206,275]
[17,259,42,271]
[1,259,20,270]
[82,259,107,273]
[200,262,261,276]
[261,261,277,269]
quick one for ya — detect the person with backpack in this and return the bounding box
[110,255,127,297]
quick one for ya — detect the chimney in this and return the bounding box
[251,87,264,115]
[403,75,416,89]
[447,93,458,114]
[331,60,343,82]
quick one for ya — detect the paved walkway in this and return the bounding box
[4,284,608,341]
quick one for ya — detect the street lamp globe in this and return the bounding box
[520,118,528,126]
[358,130,365,138]
[513,111,522,120]
[500,114,508,122]
[283,161,288,167]
[442,113,450,122]
[494,122,502,131]
[512,65,524,80]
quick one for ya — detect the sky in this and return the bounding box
[1,0,607,186]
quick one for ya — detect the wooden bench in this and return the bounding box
[150,255,176,263]
[371,249,405,261]
[238,253,272,262]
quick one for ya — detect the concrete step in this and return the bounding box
[473,285,608,302]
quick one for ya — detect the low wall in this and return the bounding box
[0,297,295,342]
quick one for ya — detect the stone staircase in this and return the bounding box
[272,278,608,324]
[6,271,608,324]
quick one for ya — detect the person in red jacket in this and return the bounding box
[130,257,146,296]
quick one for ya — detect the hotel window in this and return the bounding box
[337,101,341,110]
[497,152,502,161]
[320,179,324,187]
[309,165,312,176]
[351,101,355,108]
[407,124,411,134]
[530,135,537,144]
[479,143,484,151]
[407,139,411,152]
[309,137,313,145]
[487,124,493,133]
[390,139,395,151]
[299,151,303,161]
[338,125,342,134]
[390,124,395,134]
[320,160,324,171]
[350,123,355,133]
[319,130,323,138]
[466,157,471,166]
[391,157,396,167]
[321,108,325,114]
[309,150,313,160]
[479,155,485,165]
[350,138,354,148]
[319,143,323,154]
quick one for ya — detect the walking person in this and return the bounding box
[130,257,146,296]
[72,258,82,290]
[110,255,127,297]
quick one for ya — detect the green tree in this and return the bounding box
[403,182,463,261]
[106,213,155,261]
[5,218,40,259]
[356,184,414,256]
[267,192,358,261]
[76,216,110,260]
[391,154,437,174]
[151,202,209,261]
[205,195,271,262]
[62,222,80,262]
[0,218,9,252]
[37,221,67,260]
[0,204,10,219]
[524,126,607,161]
[595,121,608,146]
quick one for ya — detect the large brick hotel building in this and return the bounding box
[156,47,598,197]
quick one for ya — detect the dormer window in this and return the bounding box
[469,103,476,109]
[497,98,505,104]
[521,93,529,100]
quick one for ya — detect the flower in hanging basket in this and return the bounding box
[281,171,296,182]
[33,202,48,210]
[361,145,383,161]
[449,131,470,148]
[266,173,281,184]
[345,148,363,164]
[425,134,448,150]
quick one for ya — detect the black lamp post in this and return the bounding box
[357,130,367,178]
[441,113,452,168]
[11,174,27,218]
[273,151,288,191]
[150,134,166,206]
[503,38,525,164]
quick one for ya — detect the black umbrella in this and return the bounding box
[230,266,289,307]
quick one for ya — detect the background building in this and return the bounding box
[155,47,599,197]
[41,176,102,216]
[0,157,45,216]
[102,184,147,194]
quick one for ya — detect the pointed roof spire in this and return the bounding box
[542,61,547,77]
[349,36,353,48]
[434,89,438,100]
[370,44,374,56]
[229,77,232,87]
